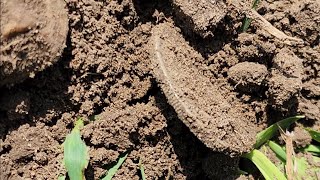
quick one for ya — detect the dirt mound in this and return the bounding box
[149,22,257,155]
[228,62,268,93]
[0,0,68,86]
[268,48,303,112]
[172,0,227,38]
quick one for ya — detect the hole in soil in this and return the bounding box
[115,4,135,31]
[145,129,166,147]
[257,7,267,15]
[17,51,28,60]
[16,154,34,165]
[311,34,320,47]
[132,0,171,24]
[239,157,260,178]
[85,163,95,180]
[0,144,12,155]
[129,131,140,144]
[288,15,297,25]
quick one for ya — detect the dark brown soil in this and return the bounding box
[0,0,319,179]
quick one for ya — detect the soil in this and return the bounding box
[149,23,258,155]
[228,62,268,93]
[0,0,319,179]
[0,0,68,87]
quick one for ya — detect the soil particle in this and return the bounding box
[272,48,303,79]
[268,48,303,112]
[127,142,179,179]
[268,74,300,112]
[149,22,257,155]
[302,79,320,98]
[298,97,320,121]
[233,33,277,66]
[0,0,68,86]
[292,126,312,148]
[228,62,268,93]
[172,0,227,38]
[89,148,119,166]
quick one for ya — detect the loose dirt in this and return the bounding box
[0,0,319,179]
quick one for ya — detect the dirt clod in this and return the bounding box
[149,22,257,155]
[0,0,68,86]
[228,62,268,93]
[172,0,227,38]
[292,126,312,148]
[268,48,303,112]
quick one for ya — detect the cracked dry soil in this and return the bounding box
[0,0,319,179]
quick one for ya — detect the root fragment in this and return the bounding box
[229,0,304,45]
[247,9,304,45]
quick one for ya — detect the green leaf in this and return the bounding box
[237,169,248,175]
[241,17,253,32]
[305,128,320,143]
[299,144,320,155]
[241,0,261,32]
[58,175,66,180]
[139,159,146,180]
[254,115,305,148]
[267,141,286,163]
[267,142,316,179]
[242,149,287,180]
[101,153,128,180]
[63,118,89,180]
[294,157,308,180]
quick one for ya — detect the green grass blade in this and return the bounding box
[63,118,89,180]
[241,17,253,32]
[139,159,146,180]
[241,0,260,32]
[58,175,66,180]
[295,157,308,179]
[101,153,128,180]
[237,169,248,175]
[305,128,320,143]
[299,144,320,155]
[242,149,287,180]
[252,0,260,9]
[254,115,305,148]
[267,141,286,163]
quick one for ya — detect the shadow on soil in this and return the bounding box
[153,81,240,180]
[0,30,76,141]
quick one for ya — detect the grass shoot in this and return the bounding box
[63,118,89,180]
[241,0,261,32]
[242,115,320,180]
[101,153,128,180]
